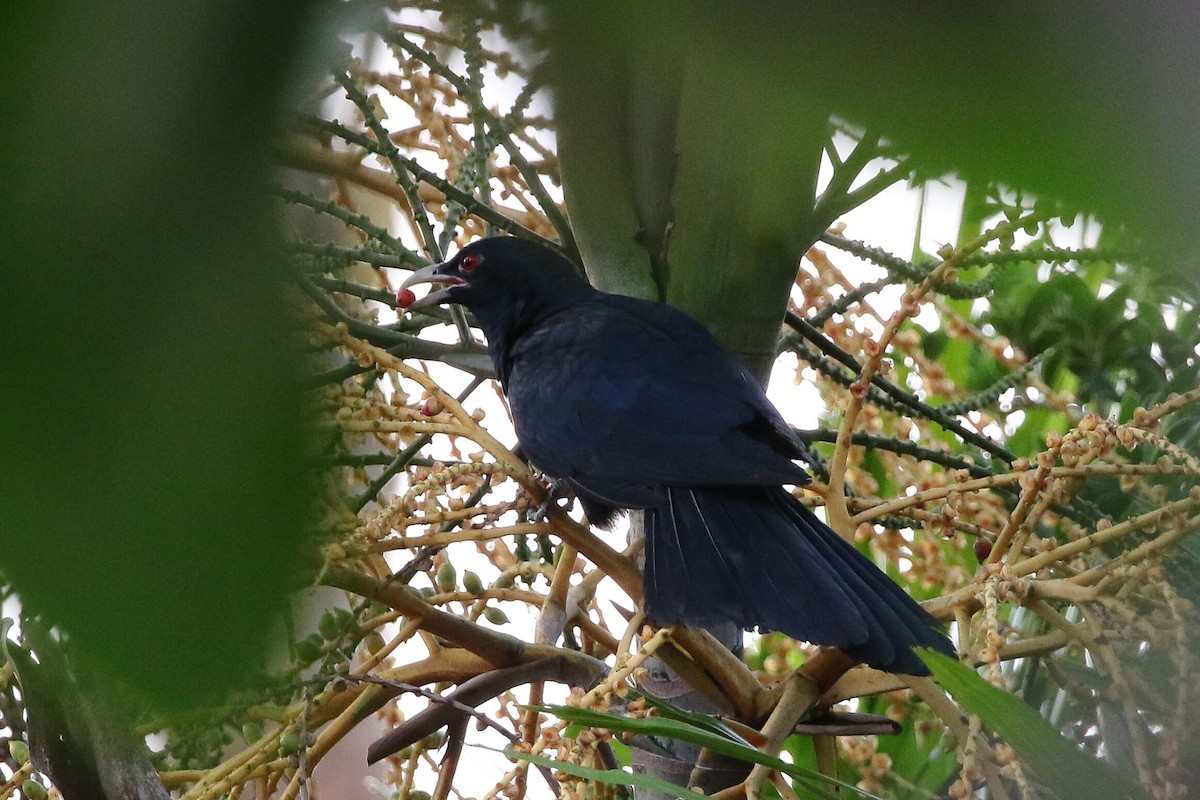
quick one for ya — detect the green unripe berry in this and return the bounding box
[242,722,264,744]
[462,570,484,594]
[9,740,29,765]
[435,562,457,592]
[279,731,304,755]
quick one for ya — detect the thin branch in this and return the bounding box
[365,657,605,763]
[795,427,998,480]
[826,210,1047,534]
[818,161,910,222]
[385,33,577,254]
[272,185,404,251]
[808,275,893,327]
[352,376,486,511]
[784,310,1017,465]
[301,275,493,374]
[284,120,559,246]
[335,70,444,262]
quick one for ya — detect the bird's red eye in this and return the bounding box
[460,253,480,272]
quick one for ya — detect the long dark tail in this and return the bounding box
[644,486,953,675]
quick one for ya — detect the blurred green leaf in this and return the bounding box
[498,744,710,800]
[919,649,1150,800]
[934,338,972,400]
[1007,407,1068,459]
[879,728,957,799]
[0,1,322,710]
[862,449,896,501]
[1049,654,1113,693]
[532,703,883,800]
[963,344,1006,394]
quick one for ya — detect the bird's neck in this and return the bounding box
[475,282,598,386]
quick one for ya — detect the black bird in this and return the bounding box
[400,235,952,674]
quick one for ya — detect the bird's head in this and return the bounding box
[397,236,594,336]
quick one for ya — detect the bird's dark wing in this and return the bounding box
[505,294,810,504]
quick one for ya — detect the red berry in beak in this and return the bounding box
[397,288,417,309]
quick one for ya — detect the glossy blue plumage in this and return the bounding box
[506,295,811,507]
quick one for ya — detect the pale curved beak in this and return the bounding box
[399,261,464,310]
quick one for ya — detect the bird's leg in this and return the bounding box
[527,474,575,523]
[511,445,573,522]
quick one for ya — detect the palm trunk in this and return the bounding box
[548,8,825,793]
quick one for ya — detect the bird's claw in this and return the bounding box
[528,476,575,522]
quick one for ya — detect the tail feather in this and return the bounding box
[745,525,898,668]
[702,487,901,668]
[696,488,869,647]
[646,489,761,625]
[770,490,948,662]
[645,486,952,675]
